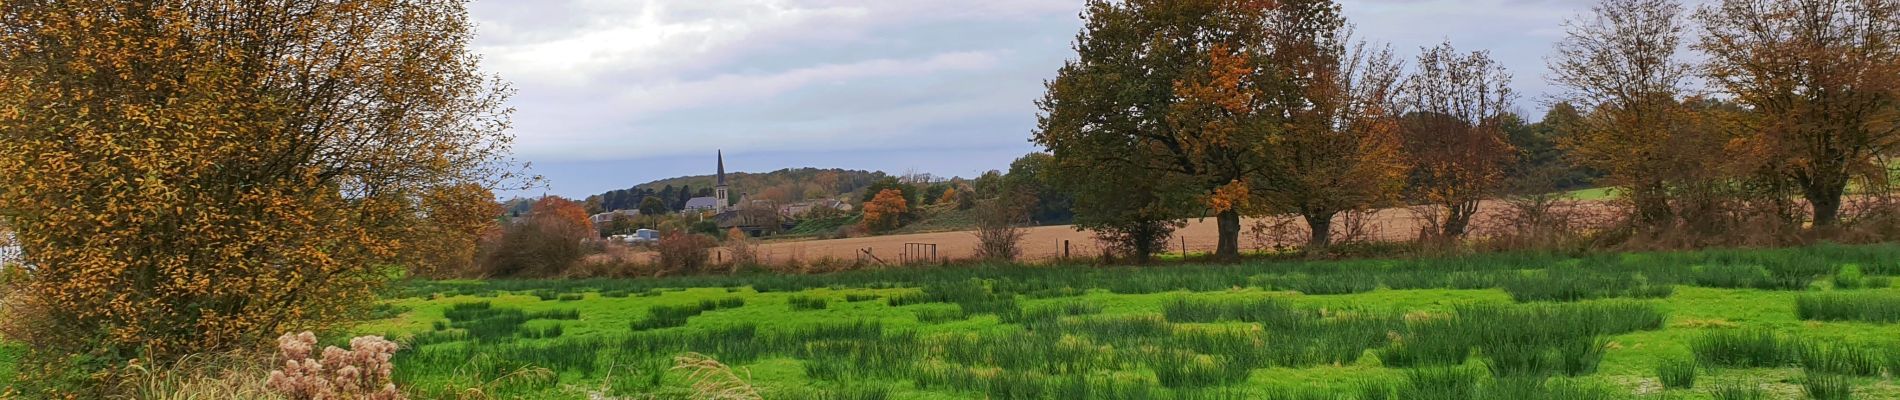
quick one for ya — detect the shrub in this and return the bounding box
[972,197,1029,261]
[482,199,594,277]
[655,231,717,275]
[1657,358,1697,390]
[1833,265,1866,289]
[1795,292,1900,323]
[723,228,759,270]
[266,332,405,400]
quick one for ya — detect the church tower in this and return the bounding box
[714,150,729,212]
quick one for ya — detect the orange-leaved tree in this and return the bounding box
[0,0,522,390]
[1697,0,1900,227]
[1550,0,1699,227]
[861,189,909,233]
[1397,41,1518,239]
[533,197,597,239]
[410,183,505,277]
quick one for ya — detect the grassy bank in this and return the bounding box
[343,243,1900,399]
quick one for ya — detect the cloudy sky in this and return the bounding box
[470,0,1608,199]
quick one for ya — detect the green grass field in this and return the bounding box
[353,243,1900,399]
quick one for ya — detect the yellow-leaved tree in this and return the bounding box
[0,0,522,391]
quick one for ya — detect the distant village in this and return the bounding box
[586,151,853,241]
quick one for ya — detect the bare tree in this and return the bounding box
[1398,41,1518,239]
[973,196,1031,262]
[1697,0,1900,227]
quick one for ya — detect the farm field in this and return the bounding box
[732,199,1617,265]
[355,243,1900,399]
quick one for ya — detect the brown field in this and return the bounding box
[731,200,1618,264]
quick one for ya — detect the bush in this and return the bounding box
[266,332,404,400]
[1093,219,1181,264]
[723,228,759,270]
[655,231,716,275]
[1657,358,1697,390]
[482,211,592,277]
[972,197,1029,261]
[1833,265,1867,289]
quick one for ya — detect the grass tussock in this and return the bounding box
[1795,292,1900,323]
[1656,358,1696,390]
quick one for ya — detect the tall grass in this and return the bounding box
[1692,329,1788,368]
[1656,358,1697,389]
[1795,292,1900,323]
[1801,372,1853,400]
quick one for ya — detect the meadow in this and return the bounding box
[357,243,1900,399]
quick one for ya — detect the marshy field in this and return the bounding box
[304,243,1900,399]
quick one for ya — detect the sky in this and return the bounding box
[469,0,1610,199]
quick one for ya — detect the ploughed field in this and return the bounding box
[363,244,1900,399]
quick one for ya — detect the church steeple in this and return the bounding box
[714,150,729,211]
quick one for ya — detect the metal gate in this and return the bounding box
[901,243,939,265]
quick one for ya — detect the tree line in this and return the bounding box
[1035,0,1900,262]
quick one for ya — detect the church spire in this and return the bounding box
[716,150,726,186]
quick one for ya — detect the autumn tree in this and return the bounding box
[484,197,592,277]
[1396,42,1518,239]
[861,189,910,233]
[1251,1,1409,249]
[1035,0,1275,261]
[1697,0,1900,227]
[409,183,504,277]
[1550,0,1699,227]
[0,0,520,388]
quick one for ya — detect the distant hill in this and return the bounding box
[588,168,887,213]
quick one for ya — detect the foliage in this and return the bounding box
[656,231,717,276]
[860,189,910,233]
[1550,0,1738,232]
[1251,2,1411,251]
[1000,153,1076,225]
[595,168,882,213]
[724,228,759,270]
[407,184,503,277]
[0,0,519,390]
[1397,41,1518,239]
[1035,0,1300,260]
[639,197,670,216]
[858,178,919,207]
[1697,0,1900,227]
[266,332,404,400]
[482,198,594,278]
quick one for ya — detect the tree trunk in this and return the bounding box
[1806,180,1847,227]
[1304,212,1333,251]
[1443,200,1479,238]
[1629,181,1673,228]
[1215,209,1241,261]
